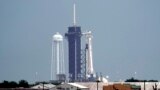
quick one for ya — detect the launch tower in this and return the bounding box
[65,4,82,82]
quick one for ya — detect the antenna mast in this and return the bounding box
[73,3,76,25]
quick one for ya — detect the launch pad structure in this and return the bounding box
[65,26,82,82]
[65,4,96,82]
[51,3,98,82]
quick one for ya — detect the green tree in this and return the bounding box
[18,80,29,88]
[1,80,9,88]
[9,81,18,88]
[0,80,18,88]
[125,77,139,82]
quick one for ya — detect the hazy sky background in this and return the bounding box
[0,0,160,83]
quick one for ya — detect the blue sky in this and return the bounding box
[0,0,160,82]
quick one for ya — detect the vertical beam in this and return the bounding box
[73,3,76,25]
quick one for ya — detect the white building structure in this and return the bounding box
[31,83,55,90]
[56,83,89,90]
[51,32,65,81]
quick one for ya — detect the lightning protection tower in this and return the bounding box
[51,32,66,82]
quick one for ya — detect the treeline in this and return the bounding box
[0,80,29,88]
[125,77,158,82]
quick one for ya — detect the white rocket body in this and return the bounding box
[83,31,94,76]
